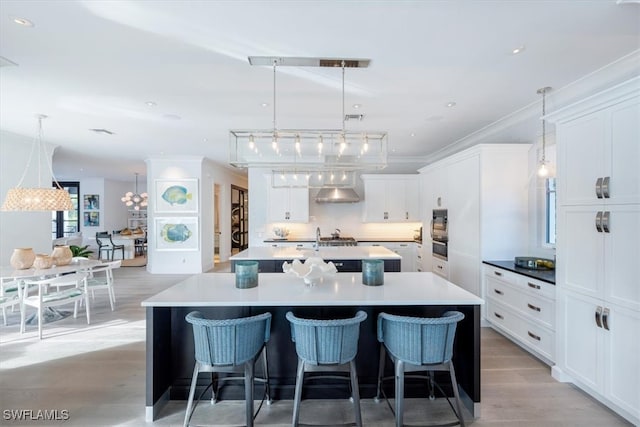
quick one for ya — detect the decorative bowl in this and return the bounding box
[282,257,337,285]
[273,227,290,238]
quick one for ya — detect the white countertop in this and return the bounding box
[229,246,401,261]
[141,272,484,307]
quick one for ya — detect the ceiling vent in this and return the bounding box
[344,114,364,121]
[89,128,115,135]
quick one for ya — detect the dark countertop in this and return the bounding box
[264,238,314,243]
[483,260,555,285]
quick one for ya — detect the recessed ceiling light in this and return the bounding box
[261,103,269,108]
[410,133,415,137]
[425,115,444,122]
[446,102,457,108]
[13,17,34,27]
[145,101,157,107]
[352,104,361,109]
[512,45,525,55]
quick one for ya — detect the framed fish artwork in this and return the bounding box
[155,179,199,213]
[155,217,199,251]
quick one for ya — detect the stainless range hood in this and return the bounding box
[315,187,360,203]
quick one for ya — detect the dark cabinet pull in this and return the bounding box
[494,289,504,295]
[602,308,610,331]
[494,271,502,277]
[437,265,443,270]
[527,303,541,312]
[494,312,504,320]
[528,282,541,290]
[527,331,541,341]
[595,306,603,328]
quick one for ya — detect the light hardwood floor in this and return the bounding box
[0,264,632,426]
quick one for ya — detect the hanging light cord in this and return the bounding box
[341,60,346,133]
[541,88,547,163]
[14,114,64,190]
[273,59,277,133]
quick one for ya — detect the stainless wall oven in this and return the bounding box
[431,209,448,260]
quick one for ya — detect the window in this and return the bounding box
[545,178,556,246]
[51,182,80,239]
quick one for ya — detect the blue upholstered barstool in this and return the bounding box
[184,311,272,427]
[286,310,367,427]
[375,311,466,427]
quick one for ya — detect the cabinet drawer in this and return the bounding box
[484,265,519,285]
[518,294,555,329]
[486,276,520,306]
[432,257,449,278]
[518,276,555,300]
[487,299,554,362]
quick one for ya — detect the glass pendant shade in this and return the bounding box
[122,173,147,210]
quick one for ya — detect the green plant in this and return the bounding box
[70,244,94,258]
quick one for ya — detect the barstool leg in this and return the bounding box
[349,360,363,427]
[375,345,386,401]
[448,362,466,427]
[292,359,305,427]
[245,361,255,427]
[183,364,200,427]
[395,359,405,427]
[262,346,272,404]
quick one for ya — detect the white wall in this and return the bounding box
[248,168,421,245]
[0,130,57,265]
[146,156,247,274]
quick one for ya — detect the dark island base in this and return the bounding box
[146,304,480,421]
[231,258,401,273]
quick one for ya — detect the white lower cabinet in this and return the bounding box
[559,290,640,423]
[484,265,555,364]
[432,257,449,279]
[415,243,423,272]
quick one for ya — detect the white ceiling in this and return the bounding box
[1,1,639,182]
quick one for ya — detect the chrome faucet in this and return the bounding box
[315,227,321,251]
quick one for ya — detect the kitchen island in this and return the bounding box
[142,272,483,421]
[229,246,402,272]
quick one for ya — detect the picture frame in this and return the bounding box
[155,217,199,251]
[155,179,198,213]
[84,194,99,210]
[83,211,100,227]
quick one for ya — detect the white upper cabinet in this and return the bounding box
[556,93,640,206]
[361,175,420,222]
[267,186,309,223]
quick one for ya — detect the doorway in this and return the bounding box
[213,183,221,264]
[230,185,248,254]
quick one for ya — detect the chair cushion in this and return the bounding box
[39,289,83,303]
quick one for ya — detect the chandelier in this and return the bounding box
[1,114,74,211]
[229,57,387,173]
[121,172,148,211]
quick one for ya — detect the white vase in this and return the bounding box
[10,248,35,270]
[50,245,73,266]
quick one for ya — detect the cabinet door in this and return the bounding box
[287,187,309,222]
[405,178,420,221]
[559,291,603,392]
[386,181,407,221]
[267,187,288,221]
[268,187,308,222]
[558,206,604,298]
[603,304,640,420]
[558,112,607,206]
[363,180,387,221]
[608,98,640,205]
[604,205,640,311]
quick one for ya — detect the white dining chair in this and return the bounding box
[0,278,24,326]
[83,260,121,310]
[21,273,90,339]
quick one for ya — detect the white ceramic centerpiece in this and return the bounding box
[282,257,337,285]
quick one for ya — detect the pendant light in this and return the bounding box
[537,86,552,177]
[121,172,148,211]
[1,114,74,211]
